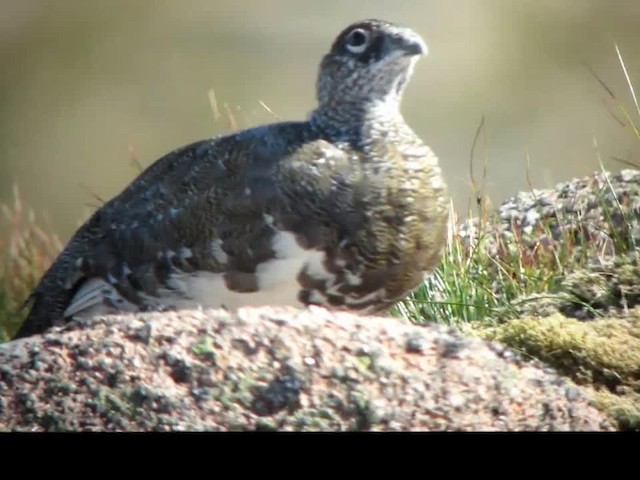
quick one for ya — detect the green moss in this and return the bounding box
[466,312,640,430]
[355,353,373,372]
[191,335,218,364]
[591,389,640,431]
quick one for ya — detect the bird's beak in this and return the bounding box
[389,29,428,57]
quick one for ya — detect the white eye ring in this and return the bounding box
[345,28,370,54]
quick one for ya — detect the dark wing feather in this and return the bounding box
[13,122,355,339]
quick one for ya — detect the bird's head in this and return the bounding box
[315,19,427,117]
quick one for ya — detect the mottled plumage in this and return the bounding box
[14,19,449,339]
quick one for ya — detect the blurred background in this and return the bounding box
[1,0,639,241]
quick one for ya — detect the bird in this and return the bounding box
[14,19,449,339]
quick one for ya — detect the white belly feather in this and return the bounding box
[64,232,335,320]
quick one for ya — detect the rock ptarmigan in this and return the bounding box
[14,19,449,339]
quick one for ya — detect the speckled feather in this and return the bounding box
[15,19,449,339]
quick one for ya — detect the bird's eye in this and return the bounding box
[345,28,370,54]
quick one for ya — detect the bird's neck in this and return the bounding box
[310,95,408,141]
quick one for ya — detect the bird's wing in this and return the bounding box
[14,123,356,338]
